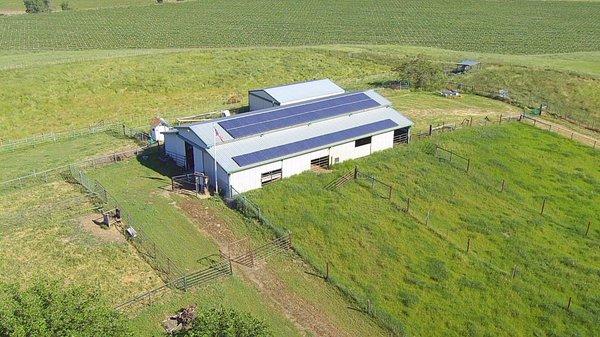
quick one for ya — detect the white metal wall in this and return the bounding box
[200,149,229,195]
[229,131,396,194]
[164,133,186,167]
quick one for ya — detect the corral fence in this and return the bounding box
[0,144,157,192]
[520,115,598,149]
[434,145,471,172]
[171,172,207,195]
[115,234,292,313]
[67,156,183,283]
[416,113,521,139]
[0,122,119,153]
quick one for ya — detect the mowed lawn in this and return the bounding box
[246,123,600,336]
[88,149,219,272]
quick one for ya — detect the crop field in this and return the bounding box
[246,123,600,336]
[0,0,157,12]
[0,180,163,304]
[0,0,599,54]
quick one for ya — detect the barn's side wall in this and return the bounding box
[164,132,186,167]
[249,91,277,111]
[200,150,229,195]
[229,130,397,194]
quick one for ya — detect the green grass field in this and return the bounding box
[246,123,599,336]
[0,180,163,304]
[88,151,220,272]
[0,131,140,181]
[2,46,598,140]
[0,0,599,53]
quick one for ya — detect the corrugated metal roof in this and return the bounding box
[251,79,345,105]
[193,106,412,173]
[175,89,412,173]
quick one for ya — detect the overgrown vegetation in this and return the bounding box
[246,123,599,336]
[393,55,446,90]
[23,0,51,13]
[0,280,130,336]
[176,307,271,337]
[1,0,598,53]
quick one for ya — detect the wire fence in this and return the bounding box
[520,115,598,149]
[0,144,157,192]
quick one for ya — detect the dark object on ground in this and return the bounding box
[440,89,461,98]
[163,305,198,334]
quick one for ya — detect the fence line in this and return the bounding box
[115,234,291,313]
[0,144,157,191]
[434,145,471,172]
[520,115,598,149]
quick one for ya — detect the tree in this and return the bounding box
[0,281,131,336]
[23,0,51,13]
[393,55,447,90]
[60,1,71,10]
[176,307,272,337]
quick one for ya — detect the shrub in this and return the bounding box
[23,0,51,13]
[176,307,271,337]
[393,55,447,90]
[60,1,71,10]
[0,280,131,336]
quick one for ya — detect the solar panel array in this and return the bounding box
[232,119,398,167]
[219,93,380,139]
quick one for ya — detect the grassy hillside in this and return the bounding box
[0,0,598,53]
[4,46,599,141]
[246,123,600,336]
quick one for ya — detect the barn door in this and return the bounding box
[184,142,195,171]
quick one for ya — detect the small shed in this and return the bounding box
[454,60,481,74]
[151,117,171,143]
[248,79,345,111]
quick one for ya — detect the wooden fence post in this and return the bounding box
[567,297,572,311]
[511,265,517,279]
[540,198,547,215]
[429,124,433,136]
[470,116,473,126]
[354,166,358,180]
[388,186,392,200]
[406,198,410,213]
[325,262,329,281]
[466,159,470,173]
[499,114,503,124]
[466,238,471,253]
[500,179,506,192]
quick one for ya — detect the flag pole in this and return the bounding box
[213,124,218,195]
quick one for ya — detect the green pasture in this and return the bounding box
[0,0,158,12]
[1,46,598,141]
[0,0,599,54]
[0,180,163,303]
[0,130,139,182]
[87,149,220,272]
[246,123,600,336]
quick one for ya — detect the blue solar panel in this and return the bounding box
[232,119,399,167]
[219,93,381,139]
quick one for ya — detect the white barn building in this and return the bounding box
[164,83,413,196]
[248,79,345,111]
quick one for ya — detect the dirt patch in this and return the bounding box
[78,213,126,244]
[0,10,24,15]
[177,197,349,337]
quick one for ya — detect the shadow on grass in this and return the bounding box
[368,80,410,90]
[136,146,186,179]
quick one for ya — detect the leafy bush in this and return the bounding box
[23,0,51,13]
[176,307,271,337]
[0,281,131,336]
[60,1,71,10]
[393,55,447,90]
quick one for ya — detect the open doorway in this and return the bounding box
[184,142,195,171]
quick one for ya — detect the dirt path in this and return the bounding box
[522,115,599,149]
[179,198,350,337]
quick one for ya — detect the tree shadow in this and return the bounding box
[368,80,410,90]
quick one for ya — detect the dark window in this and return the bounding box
[310,156,329,169]
[393,128,409,145]
[261,169,282,186]
[355,136,372,147]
